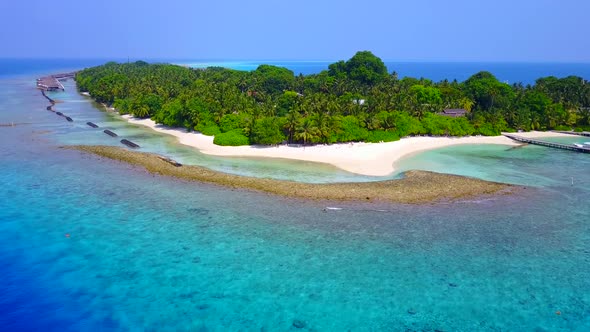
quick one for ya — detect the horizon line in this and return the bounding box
[1,56,590,64]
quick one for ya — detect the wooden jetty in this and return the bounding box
[36,72,77,91]
[37,76,64,91]
[35,72,144,151]
[554,130,590,137]
[503,134,590,153]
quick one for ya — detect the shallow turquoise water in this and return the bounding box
[1,62,590,331]
[395,143,590,187]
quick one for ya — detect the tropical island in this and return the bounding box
[76,51,590,149]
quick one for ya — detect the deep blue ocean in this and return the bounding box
[1,59,589,331]
[182,60,590,85]
[2,58,588,84]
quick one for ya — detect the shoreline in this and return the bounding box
[120,114,573,176]
[68,145,517,204]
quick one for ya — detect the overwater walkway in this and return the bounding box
[503,133,590,153]
[36,72,77,91]
[553,130,590,137]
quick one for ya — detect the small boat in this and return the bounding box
[573,142,590,148]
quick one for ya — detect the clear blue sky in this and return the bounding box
[1,0,589,62]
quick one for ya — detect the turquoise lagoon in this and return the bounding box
[1,61,589,331]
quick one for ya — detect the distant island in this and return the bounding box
[75,51,590,147]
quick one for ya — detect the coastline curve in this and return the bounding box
[68,145,517,204]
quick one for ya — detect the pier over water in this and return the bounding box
[36,72,77,91]
[554,130,590,137]
[503,134,590,154]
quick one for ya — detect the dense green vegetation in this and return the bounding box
[76,52,590,146]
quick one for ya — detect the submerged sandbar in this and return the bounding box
[69,145,516,204]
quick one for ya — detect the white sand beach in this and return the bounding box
[121,115,574,176]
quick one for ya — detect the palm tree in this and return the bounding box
[313,111,331,143]
[459,97,474,113]
[213,108,226,124]
[284,107,301,143]
[307,93,325,115]
[132,104,150,118]
[382,112,396,130]
[326,98,341,115]
[579,107,590,126]
[295,117,319,145]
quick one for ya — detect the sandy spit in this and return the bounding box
[121,115,574,176]
[68,145,517,204]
